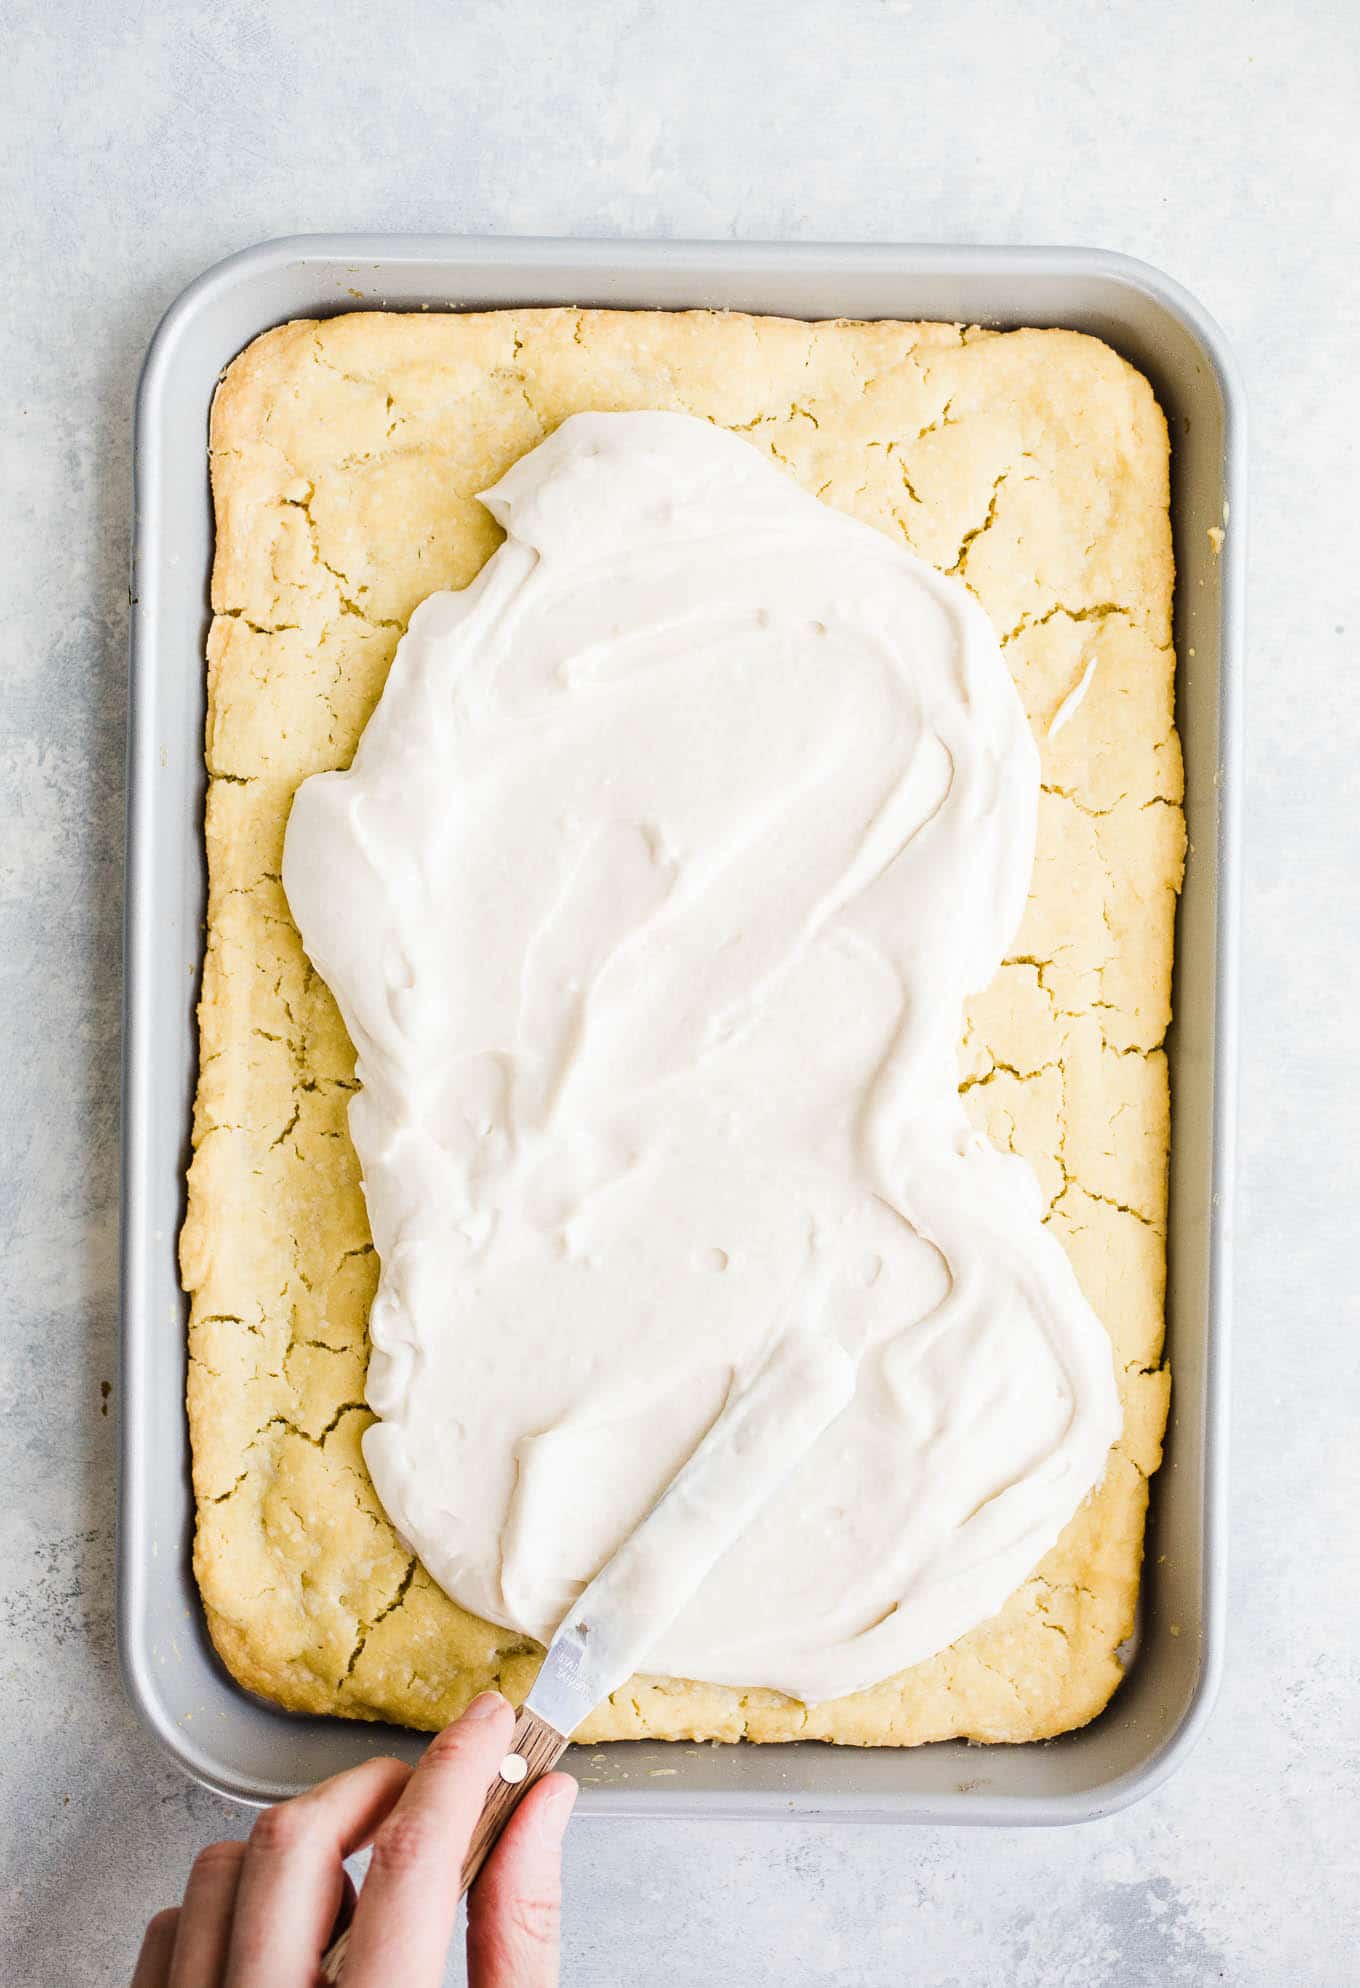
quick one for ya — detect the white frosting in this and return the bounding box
[1047,653,1100,739]
[283,412,1121,1705]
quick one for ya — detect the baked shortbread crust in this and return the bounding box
[182,310,1181,1744]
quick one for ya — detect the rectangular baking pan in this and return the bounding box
[121,236,1242,1822]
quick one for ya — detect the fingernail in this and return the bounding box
[464,1690,508,1721]
[538,1778,579,1838]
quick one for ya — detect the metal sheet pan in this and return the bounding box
[121,236,1242,1821]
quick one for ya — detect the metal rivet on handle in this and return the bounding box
[499,1752,528,1785]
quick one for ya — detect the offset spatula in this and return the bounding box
[320,1325,852,1982]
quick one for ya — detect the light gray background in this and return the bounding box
[3,2,1357,1982]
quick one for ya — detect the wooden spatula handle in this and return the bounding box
[460,1706,572,1893]
[318,1707,569,1983]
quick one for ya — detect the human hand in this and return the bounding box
[130,1692,577,1987]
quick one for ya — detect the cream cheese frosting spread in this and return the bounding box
[283,411,1121,1705]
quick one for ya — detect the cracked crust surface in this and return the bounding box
[182,309,1182,1745]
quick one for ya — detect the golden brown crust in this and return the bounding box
[183,309,1181,1745]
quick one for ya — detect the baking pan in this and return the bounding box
[121,236,1242,1821]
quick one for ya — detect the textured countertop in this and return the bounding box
[3,2,1357,1982]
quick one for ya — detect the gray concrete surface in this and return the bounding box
[2,2,1357,1982]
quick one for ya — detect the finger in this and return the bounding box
[467,1773,577,1988]
[341,1691,515,1987]
[329,1868,359,1943]
[224,1754,412,1988]
[169,1840,245,1986]
[131,1909,179,1988]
